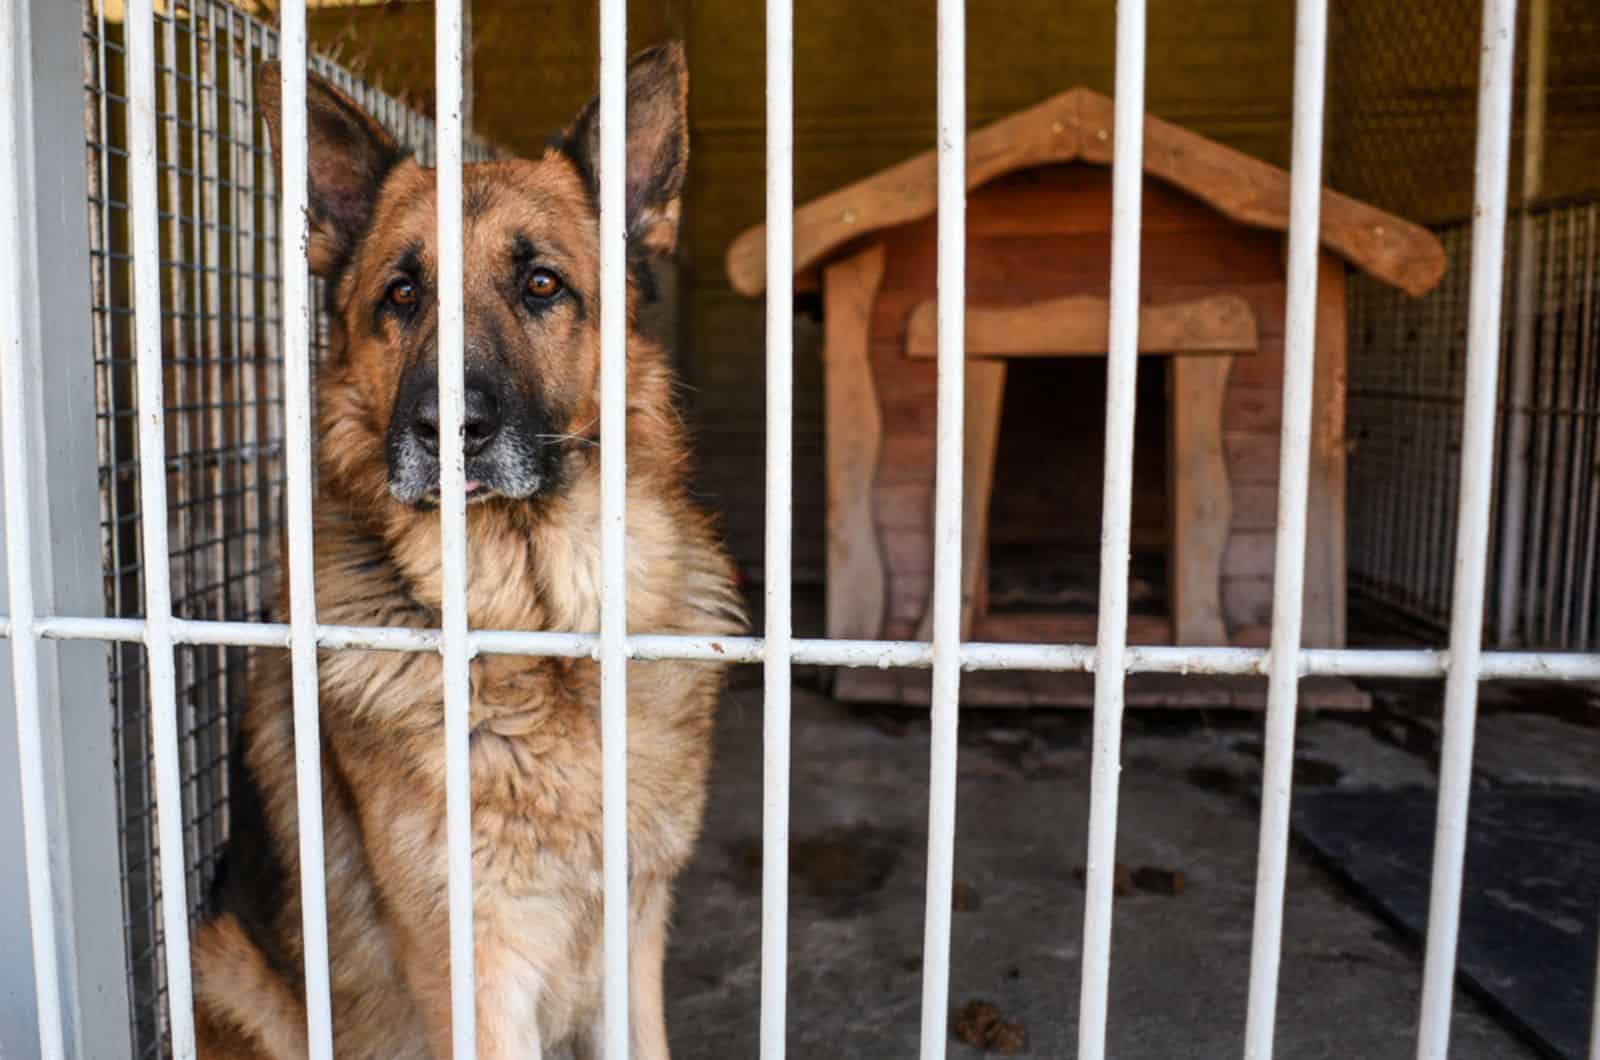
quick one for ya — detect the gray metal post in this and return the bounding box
[1495,0,1550,646]
[0,0,133,1055]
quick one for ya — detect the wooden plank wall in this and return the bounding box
[861,165,1310,644]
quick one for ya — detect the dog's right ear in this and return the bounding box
[257,62,403,276]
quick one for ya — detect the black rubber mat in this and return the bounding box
[1292,788,1600,1060]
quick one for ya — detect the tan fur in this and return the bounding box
[192,44,742,1059]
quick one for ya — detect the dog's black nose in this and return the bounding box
[411,385,502,458]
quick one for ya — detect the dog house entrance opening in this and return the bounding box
[981,355,1171,642]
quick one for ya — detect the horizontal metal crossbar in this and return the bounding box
[1,615,1597,682]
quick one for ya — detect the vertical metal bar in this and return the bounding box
[598,0,630,1053]
[233,13,263,627]
[159,6,205,899]
[1427,277,1454,619]
[126,0,199,1053]
[1416,0,1518,1054]
[1523,213,1560,640]
[1077,0,1145,1055]
[87,0,116,628]
[761,0,794,1053]
[8,2,132,1052]
[203,0,236,862]
[1590,898,1600,1060]
[1540,220,1579,643]
[917,0,964,1056]
[275,3,336,1055]
[1568,215,1591,648]
[1577,206,1600,650]
[433,0,476,1055]
[0,2,64,1052]
[1494,0,1547,645]
[1422,282,1444,618]
[182,4,211,893]
[1242,0,1328,1054]
[191,0,226,872]
[1559,218,1596,643]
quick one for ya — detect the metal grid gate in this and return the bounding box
[2,2,1599,1060]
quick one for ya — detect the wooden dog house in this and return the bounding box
[726,87,1445,708]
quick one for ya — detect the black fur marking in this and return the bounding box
[206,729,299,987]
[550,130,598,215]
[510,234,540,264]
[464,178,497,219]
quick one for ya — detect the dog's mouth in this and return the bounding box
[401,460,548,507]
[387,431,560,508]
[415,478,490,504]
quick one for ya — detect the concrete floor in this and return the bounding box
[661,675,1599,1058]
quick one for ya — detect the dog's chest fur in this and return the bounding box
[233,479,738,1053]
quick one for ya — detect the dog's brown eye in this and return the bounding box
[525,268,563,301]
[387,279,418,308]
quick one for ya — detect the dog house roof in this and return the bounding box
[725,86,1446,299]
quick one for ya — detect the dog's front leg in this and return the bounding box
[474,940,546,1060]
[575,886,673,1060]
[387,922,458,1059]
[399,940,544,1060]
[628,886,673,1060]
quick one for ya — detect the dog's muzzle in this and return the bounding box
[385,370,551,506]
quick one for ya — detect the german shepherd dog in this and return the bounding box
[190,42,743,1059]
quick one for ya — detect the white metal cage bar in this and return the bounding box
[14,614,1600,682]
[433,0,478,1055]
[125,1,198,1054]
[1242,0,1329,1054]
[1416,0,1520,1055]
[760,0,795,1054]
[0,0,65,1053]
[916,0,965,1056]
[275,4,336,1056]
[598,0,632,1053]
[1078,0,1146,1055]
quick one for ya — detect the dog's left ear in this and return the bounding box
[559,41,688,255]
[257,61,404,276]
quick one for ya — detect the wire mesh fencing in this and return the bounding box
[79,2,496,1052]
[1349,201,1600,651]
[1326,0,1600,228]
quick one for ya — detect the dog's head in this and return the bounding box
[257,44,686,510]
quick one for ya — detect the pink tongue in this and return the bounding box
[464,480,481,493]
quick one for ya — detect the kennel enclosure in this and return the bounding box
[1,0,1599,1058]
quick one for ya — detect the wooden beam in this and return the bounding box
[1073,90,1446,297]
[1169,355,1234,645]
[914,360,1008,643]
[823,245,889,640]
[1302,253,1348,647]
[727,87,1086,296]
[726,86,1446,299]
[904,293,1259,359]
